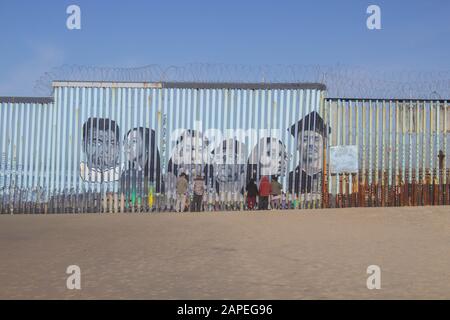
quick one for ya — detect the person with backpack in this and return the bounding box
[245,178,259,210]
[175,173,188,212]
[270,175,283,210]
[192,174,205,212]
[258,176,272,210]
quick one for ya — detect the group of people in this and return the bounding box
[174,172,204,212]
[174,172,284,212]
[245,176,283,210]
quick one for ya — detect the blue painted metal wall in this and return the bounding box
[2,84,449,213]
[0,82,326,213]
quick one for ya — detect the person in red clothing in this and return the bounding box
[245,178,259,210]
[258,176,272,210]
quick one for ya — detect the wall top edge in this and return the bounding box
[0,97,53,104]
[52,81,326,91]
[326,97,449,103]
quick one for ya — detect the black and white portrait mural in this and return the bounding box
[247,137,288,182]
[166,129,212,197]
[288,111,330,194]
[120,127,163,206]
[9,82,329,211]
[211,139,247,199]
[80,117,121,182]
[75,113,330,209]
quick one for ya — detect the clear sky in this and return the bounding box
[0,0,449,96]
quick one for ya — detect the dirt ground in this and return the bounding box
[0,206,449,299]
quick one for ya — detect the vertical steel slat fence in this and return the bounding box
[1,87,449,213]
[325,98,449,208]
[1,82,325,213]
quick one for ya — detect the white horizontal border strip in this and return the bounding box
[53,81,163,89]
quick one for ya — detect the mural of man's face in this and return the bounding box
[212,141,246,184]
[299,130,323,172]
[259,140,287,176]
[86,129,119,170]
[125,130,147,168]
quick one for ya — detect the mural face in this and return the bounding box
[87,126,119,168]
[288,111,329,194]
[80,117,120,182]
[248,137,288,178]
[212,139,247,193]
[165,130,211,196]
[171,130,209,167]
[125,128,148,170]
[299,130,323,175]
[121,127,162,194]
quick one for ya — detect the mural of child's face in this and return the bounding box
[86,129,119,169]
[125,130,147,166]
[299,130,323,171]
[259,140,287,176]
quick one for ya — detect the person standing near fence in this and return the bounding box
[270,176,283,209]
[258,176,272,210]
[192,174,205,212]
[246,178,259,210]
[175,173,188,212]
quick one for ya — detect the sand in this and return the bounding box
[0,206,449,299]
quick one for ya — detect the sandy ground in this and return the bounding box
[0,206,449,300]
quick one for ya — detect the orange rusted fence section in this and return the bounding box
[323,98,449,208]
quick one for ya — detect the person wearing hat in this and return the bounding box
[287,111,330,195]
[192,173,205,212]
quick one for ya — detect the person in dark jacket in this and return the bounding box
[245,178,259,210]
[258,176,272,210]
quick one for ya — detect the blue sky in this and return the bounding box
[0,0,449,96]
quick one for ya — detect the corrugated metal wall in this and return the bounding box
[324,99,450,207]
[2,86,449,213]
[1,82,326,213]
[0,98,54,214]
